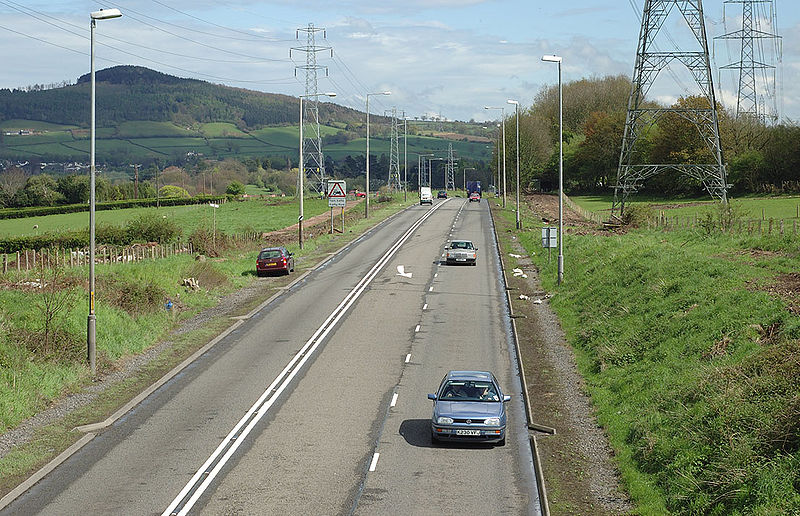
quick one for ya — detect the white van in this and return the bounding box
[420,186,433,205]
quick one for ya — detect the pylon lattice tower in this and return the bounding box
[445,143,456,191]
[290,23,332,194]
[387,108,402,191]
[613,0,727,217]
[716,0,781,123]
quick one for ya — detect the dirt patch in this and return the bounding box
[647,201,712,210]
[767,273,800,315]
[521,194,598,228]
[493,206,632,515]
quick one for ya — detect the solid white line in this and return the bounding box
[415,324,421,332]
[163,202,446,516]
[405,353,411,363]
[423,304,428,310]
[390,392,399,407]
[369,453,380,472]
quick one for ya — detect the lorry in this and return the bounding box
[466,181,482,198]
[420,186,433,205]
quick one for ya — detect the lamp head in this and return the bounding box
[507,99,518,105]
[91,8,122,20]
[382,91,392,95]
[541,54,563,63]
[325,92,337,97]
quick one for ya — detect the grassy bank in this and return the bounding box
[571,194,800,221]
[500,206,800,514]
[0,197,334,238]
[0,193,412,487]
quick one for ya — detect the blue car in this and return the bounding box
[427,371,511,446]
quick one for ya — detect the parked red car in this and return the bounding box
[354,191,366,198]
[256,247,295,276]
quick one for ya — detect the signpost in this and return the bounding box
[327,180,347,234]
[541,227,557,264]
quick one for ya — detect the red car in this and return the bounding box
[256,247,295,276]
[469,192,481,202]
[354,191,366,198]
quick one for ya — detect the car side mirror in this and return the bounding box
[503,395,511,402]
[427,393,437,401]
[475,247,478,251]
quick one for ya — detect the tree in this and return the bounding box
[225,181,245,195]
[13,174,64,207]
[57,174,90,204]
[159,185,190,198]
[0,166,27,207]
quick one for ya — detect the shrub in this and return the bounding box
[125,212,181,243]
[96,223,131,246]
[104,278,166,317]
[226,181,245,196]
[621,204,652,227]
[159,185,190,198]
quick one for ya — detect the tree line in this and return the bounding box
[493,75,800,198]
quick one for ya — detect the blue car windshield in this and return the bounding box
[440,381,499,402]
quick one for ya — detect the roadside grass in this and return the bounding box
[571,193,800,221]
[0,193,413,491]
[498,204,800,515]
[0,197,332,237]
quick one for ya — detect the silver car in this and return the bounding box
[445,240,477,265]
[428,371,510,446]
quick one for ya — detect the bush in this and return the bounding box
[621,204,652,227]
[226,181,245,196]
[188,227,228,257]
[159,185,190,198]
[125,213,181,243]
[104,278,166,317]
[96,223,131,246]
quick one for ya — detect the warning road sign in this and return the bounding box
[327,180,347,207]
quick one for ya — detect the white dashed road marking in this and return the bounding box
[369,453,380,472]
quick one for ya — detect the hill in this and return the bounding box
[0,66,363,129]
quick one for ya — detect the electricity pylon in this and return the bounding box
[613,0,728,218]
[716,0,781,123]
[445,143,456,191]
[290,23,332,194]
[387,108,402,191]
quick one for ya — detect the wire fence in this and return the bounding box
[0,231,265,275]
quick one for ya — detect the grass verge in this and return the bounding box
[496,202,800,515]
[0,193,413,493]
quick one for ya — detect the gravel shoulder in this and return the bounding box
[493,195,632,515]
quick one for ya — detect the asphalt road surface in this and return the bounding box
[3,198,538,516]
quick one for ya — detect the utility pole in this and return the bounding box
[445,143,456,191]
[614,0,727,218]
[716,0,781,123]
[130,163,140,199]
[291,23,333,195]
[387,107,402,192]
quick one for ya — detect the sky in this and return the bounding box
[0,0,798,123]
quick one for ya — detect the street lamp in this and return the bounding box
[299,92,336,249]
[542,54,564,285]
[507,99,521,229]
[88,7,122,376]
[365,91,391,218]
[403,116,408,202]
[485,106,507,208]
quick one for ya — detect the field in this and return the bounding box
[571,194,800,221]
[0,194,412,488]
[499,199,800,514]
[0,197,334,238]
[0,120,491,162]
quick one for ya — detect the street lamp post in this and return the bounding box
[484,106,507,208]
[507,99,521,229]
[463,167,476,192]
[299,92,336,248]
[542,54,564,284]
[403,116,408,202]
[365,91,391,218]
[88,7,121,376]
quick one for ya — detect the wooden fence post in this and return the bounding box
[16,251,20,272]
[769,219,773,234]
[780,220,784,235]
[3,254,6,274]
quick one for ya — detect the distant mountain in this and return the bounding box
[0,65,366,129]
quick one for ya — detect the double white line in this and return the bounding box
[163,201,447,516]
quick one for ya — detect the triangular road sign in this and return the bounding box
[328,182,346,198]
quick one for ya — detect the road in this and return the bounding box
[2,198,538,515]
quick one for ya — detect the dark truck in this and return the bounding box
[466,181,482,201]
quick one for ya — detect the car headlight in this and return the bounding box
[484,417,501,426]
[437,416,454,425]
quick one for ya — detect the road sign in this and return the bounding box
[541,227,557,248]
[327,180,346,207]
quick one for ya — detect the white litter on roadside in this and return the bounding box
[519,294,530,300]
[512,268,524,276]
[509,253,522,258]
[533,299,543,304]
